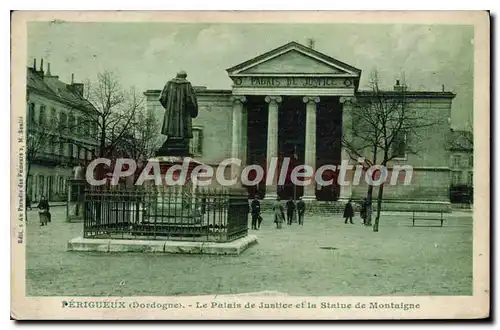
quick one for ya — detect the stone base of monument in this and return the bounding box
[67,235,258,255]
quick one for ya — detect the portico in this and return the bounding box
[145,40,456,211]
[226,41,361,201]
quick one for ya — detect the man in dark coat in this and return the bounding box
[157,70,199,156]
[360,198,368,225]
[286,198,296,225]
[296,197,305,225]
[343,199,354,224]
[250,196,261,230]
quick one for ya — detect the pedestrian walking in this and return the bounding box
[285,198,296,225]
[250,196,261,230]
[37,196,50,226]
[360,198,368,225]
[343,199,354,224]
[272,197,285,229]
[297,197,305,225]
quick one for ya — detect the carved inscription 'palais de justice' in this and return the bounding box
[233,77,353,88]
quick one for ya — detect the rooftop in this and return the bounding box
[27,64,95,111]
[448,129,473,151]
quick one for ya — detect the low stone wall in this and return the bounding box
[67,235,258,255]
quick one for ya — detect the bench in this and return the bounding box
[411,211,445,227]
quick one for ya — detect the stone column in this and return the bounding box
[264,96,282,199]
[302,96,320,200]
[241,107,248,167]
[339,96,355,201]
[231,96,246,181]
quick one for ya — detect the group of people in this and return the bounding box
[249,196,373,229]
[249,196,306,230]
[343,198,372,225]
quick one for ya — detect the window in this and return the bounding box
[469,154,474,168]
[451,171,461,185]
[83,120,89,136]
[28,103,35,127]
[39,105,47,126]
[468,172,473,186]
[27,175,33,197]
[59,112,67,131]
[58,177,65,194]
[47,176,53,200]
[38,175,45,198]
[391,131,407,159]
[76,116,83,136]
[462,155,470,168]
[50,108,57,128]
[68,142,73,159]
[190,127,203,156]
[47,136,55,154]
[452,155,461,168]
[68,113,75,133]
[59,141,64,156]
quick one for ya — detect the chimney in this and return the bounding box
[33,58,37,71]
[43,63,59,81]
[307,38,315,49]
[39,58,44,78]
[394,79,407,92]
[70,83,84,97]
[71,73,74,84]
[442,84,445,92]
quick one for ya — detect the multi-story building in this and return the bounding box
[26,59,98,202]
[145,41,457,211]
[449,129,474,186]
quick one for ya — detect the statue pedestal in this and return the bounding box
[142,156,249,233]
[145,156,205,225]
[155,138,190,157]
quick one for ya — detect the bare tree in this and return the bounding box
[89,71,139,157]
[342,70,437,232]
[56,71,143,158]
[117,108,162,162]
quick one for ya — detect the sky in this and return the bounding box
[27,22,474,129]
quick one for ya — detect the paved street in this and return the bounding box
[26,206,472,296]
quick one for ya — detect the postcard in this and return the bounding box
[11,10,489,320]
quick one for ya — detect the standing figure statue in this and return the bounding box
[157,70,199,156]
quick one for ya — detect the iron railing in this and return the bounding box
[83,186,249,242]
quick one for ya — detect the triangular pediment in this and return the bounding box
[243,50,345,74]
[227,41,361,77]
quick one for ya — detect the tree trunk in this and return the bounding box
[365,146,377,226]
[365,185,373,226]
[373,183,384,232]
[99,119,106,158]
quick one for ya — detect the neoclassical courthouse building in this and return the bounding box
[145,42,456,211]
